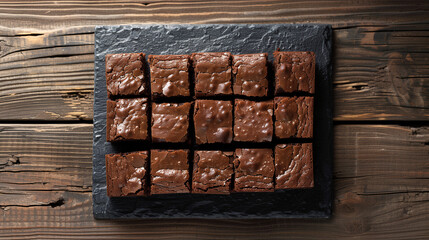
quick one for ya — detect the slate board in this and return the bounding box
[93,24,333,219]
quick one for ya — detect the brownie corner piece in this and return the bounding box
[232,53,268,97]
[191,52,232,97]
[106,98,149,142]
[274,96,313,138]
[194,100,233,144]
[150,149,190,194]
[192,151,233,194]
[273,51,315,94]
[105,52,146,98]
[275,143,314,189]
[148,54,190,98]
[233,148,274,192]
[105,151,149,197]
[151,102,192,143]
[234,99,273,142]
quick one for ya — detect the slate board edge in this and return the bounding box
[92,24,333,220]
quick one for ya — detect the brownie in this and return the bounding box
[274,96,314,138]
[193,100,233,144]
[234,99,273,142]
[191,52,232,96]
[106,53,146,98]
[233,149,274,192]
[192,151,233,194]
[275,143,314,189]
[148,55,190,98]
[151,102,191,143]
[105,151,148,197]
[273,51,315,94]
[232,53,268,97]
[106,98,148,142]
[150,149,190,194]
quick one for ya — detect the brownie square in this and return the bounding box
[191,52,232,96]
[151,102,191,143]
[233,149,274,192]
[274,96,314,138]
[193,100,233,144]
[106,98,148,142]
[275,143,314,189]
[150,149,190,194]
[273,51,315,94]
[192,151,233,194]
[106,53,146,98]
[105,151,149,197]
[234,99,273,142]
[232,53,268,97]
[148,55,190,98]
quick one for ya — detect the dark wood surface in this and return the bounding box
[0,1,428,239]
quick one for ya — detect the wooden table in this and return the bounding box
[0,1,428,239]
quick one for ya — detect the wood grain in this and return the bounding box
[0,28,94,121]
[1,1,428,239]
[334,24,429,120]
[0,1,428,121]
[0,0,427,29]
[0,124,428,239]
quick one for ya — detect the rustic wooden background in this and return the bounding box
[0,0,428,239]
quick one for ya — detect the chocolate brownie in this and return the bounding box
[273,51,315,94]
[191,52,232,96]
[192,151,233,194]
[149,55,190,98]
[274,96,314,138]
[194,100,233,144]
[233,148,274,192]
[234,99,273,142]
[105,151,148,197]
[150,149,190,194]
[275,143,314,189]
[106,53,146,98]
[106,98,148,142]
[151,102,191,143]
[232,53,268,97]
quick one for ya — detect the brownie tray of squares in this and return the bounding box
[93,24,332,219]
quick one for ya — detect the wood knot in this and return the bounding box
[336,192,363,215]
[385,52,426,110]
[0,154,20,169]
[49,197,65,208]
[61,91,91,100]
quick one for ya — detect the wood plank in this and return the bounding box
[0,124,92,208]
[0,0,427,29]
[0,124,428,239]
[0,1,428,121]
[0,28,94,120]
[1,23,428,121]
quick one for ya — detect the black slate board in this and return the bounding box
[93,24,333,219]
